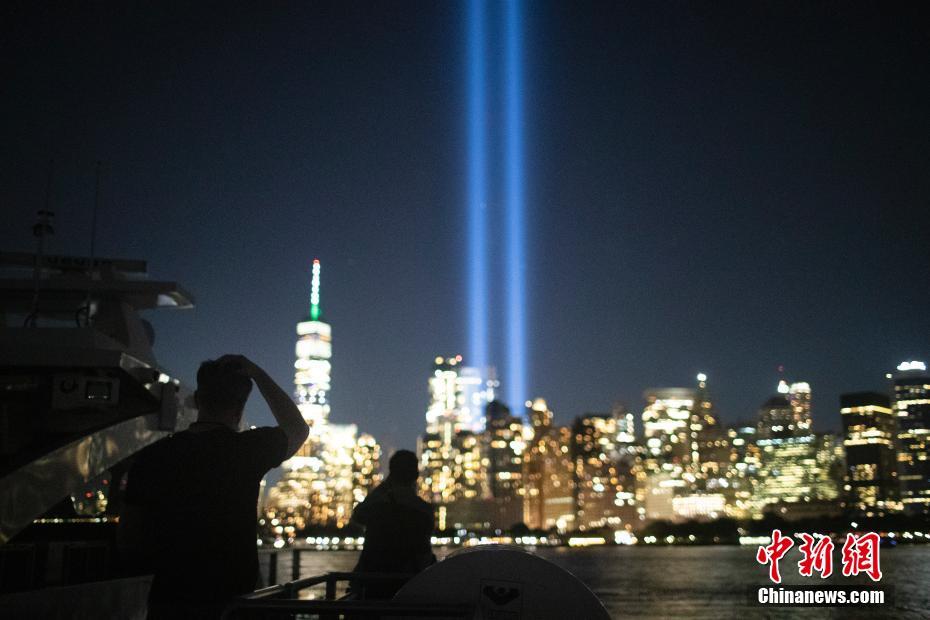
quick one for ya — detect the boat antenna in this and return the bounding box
[77,161,102,327]
[24,162,55,328]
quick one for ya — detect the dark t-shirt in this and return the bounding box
[353,484,435,573]
[124,424,287,611]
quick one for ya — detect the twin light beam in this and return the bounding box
[467,0,488,374]
[467,0,527,411]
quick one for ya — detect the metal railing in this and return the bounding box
[262,547,320,584]
[221,571,472,619]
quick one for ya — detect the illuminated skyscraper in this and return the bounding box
[756,394,795,440]
[641,387,690,520]
[523,398,575,531]
[294,259,330,430]
[611,403,643,522]
[641,388,695,480]
[723,425,763,519]
[420,429,489,531]
[755,433,843,518]
[317,423,362,527]
[753,382,843,519]
[353,433,382,505]
[640,382,731,520]
[485,400,527,529]
[840,391,899,515]
[893,361,930,515]
[613,402,636,445]
[758,379,813,440]
[571,411,638,530]
[453,431,491,529]
[419,355,496,530]
[425,355,495,435]
[788,382,813,435]
[691,374,729,492]
[265,260,381,531]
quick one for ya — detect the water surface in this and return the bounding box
[262,545,928,618]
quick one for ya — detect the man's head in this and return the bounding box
[388,450,419,485]
[194,358,253,425]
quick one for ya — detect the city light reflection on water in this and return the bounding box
[260,545,930,618]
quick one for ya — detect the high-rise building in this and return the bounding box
[523,398,575,531]
[753,381,843,518]
[840,391,899,515]
[419,431,453,508]
[485,400,527,530]
[641,388,695,481]
[893,361,930,515]
[449,430,490,530]
[294,259,331,430]
[756,394,795,441]
[425,356,495,435]
[317,423,362,527]
[571,411,638,530]
[265,260,381,531]
[691,374,730,494]
[640,380,727,521]
[419,355,497,530]
[723,425,763,519]
[757,380,813,440]
[352,433,382,505]
[788,382,813,435]
[755,433,843,513]
[611,403,643,522]
[613,402,636,445]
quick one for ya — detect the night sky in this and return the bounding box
[4,2,929,458]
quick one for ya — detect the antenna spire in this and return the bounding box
[776,365,789,394]
[310,259,321,321]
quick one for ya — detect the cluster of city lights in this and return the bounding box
[260,324,928,549]
[407,358,929,544]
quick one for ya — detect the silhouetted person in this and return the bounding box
[350,450,435,599]
[119,355,308,619]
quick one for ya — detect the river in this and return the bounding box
[260,545,929,618]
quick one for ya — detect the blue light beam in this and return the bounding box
[505,0,527,410]
[467,0,488,371]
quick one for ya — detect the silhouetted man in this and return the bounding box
[350,450,435,599]
[119,355,308,619]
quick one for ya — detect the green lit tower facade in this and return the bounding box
[294,258,331,430]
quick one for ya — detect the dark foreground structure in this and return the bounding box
[222,547,609,619]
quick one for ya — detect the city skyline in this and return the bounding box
[254,349,929,544]
[401,353,928,533]
[258,252,927,453]
[251,264,926,528]
[3,2,929,453]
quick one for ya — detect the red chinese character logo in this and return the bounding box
[841,532,882,581]
[756,529,794,583]
[796,533,834,578]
